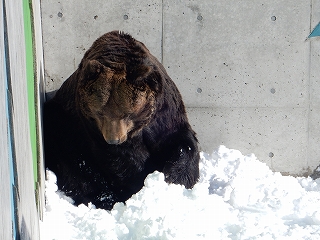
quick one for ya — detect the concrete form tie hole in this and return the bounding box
[197,88,202,93]
[269,152,274,158]
[270,88,276,94]
[271,16,276,21]
[123,14,129,20]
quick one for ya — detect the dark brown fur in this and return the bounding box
[44,31,200,210]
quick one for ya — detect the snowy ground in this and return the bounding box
[40,146,320,240]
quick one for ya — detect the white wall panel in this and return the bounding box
[0,0,13,237]
[5,0,40,238]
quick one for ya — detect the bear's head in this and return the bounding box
[76,54,161,145]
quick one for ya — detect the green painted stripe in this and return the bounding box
[22,0,37,186]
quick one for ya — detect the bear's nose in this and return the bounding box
[107,139,120,145]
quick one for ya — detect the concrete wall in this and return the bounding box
[41,0,320,176]
[1,0,44,239]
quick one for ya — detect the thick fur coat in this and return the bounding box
[44,31,200,210]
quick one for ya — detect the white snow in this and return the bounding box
[40,146,320,240]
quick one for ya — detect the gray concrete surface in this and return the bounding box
[41,0,162,93]
[309,0,320,176]
[163,0,312,175]
[40,0,320,176]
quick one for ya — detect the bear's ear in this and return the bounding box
[79,59,103,80]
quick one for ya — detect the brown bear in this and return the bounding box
[44,31,200,210]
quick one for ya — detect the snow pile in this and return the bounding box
[40,146,320,239]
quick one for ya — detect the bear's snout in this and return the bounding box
[106,139,121,145]
[101,118,133,145]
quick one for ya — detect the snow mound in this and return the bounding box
[40,146,320,240]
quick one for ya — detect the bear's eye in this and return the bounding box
[84,69,101,82]
[88,87,95,94]
[134,85,146,92]
[124,81,146,92]
[87,85,101,96]
[97,112,104,117]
